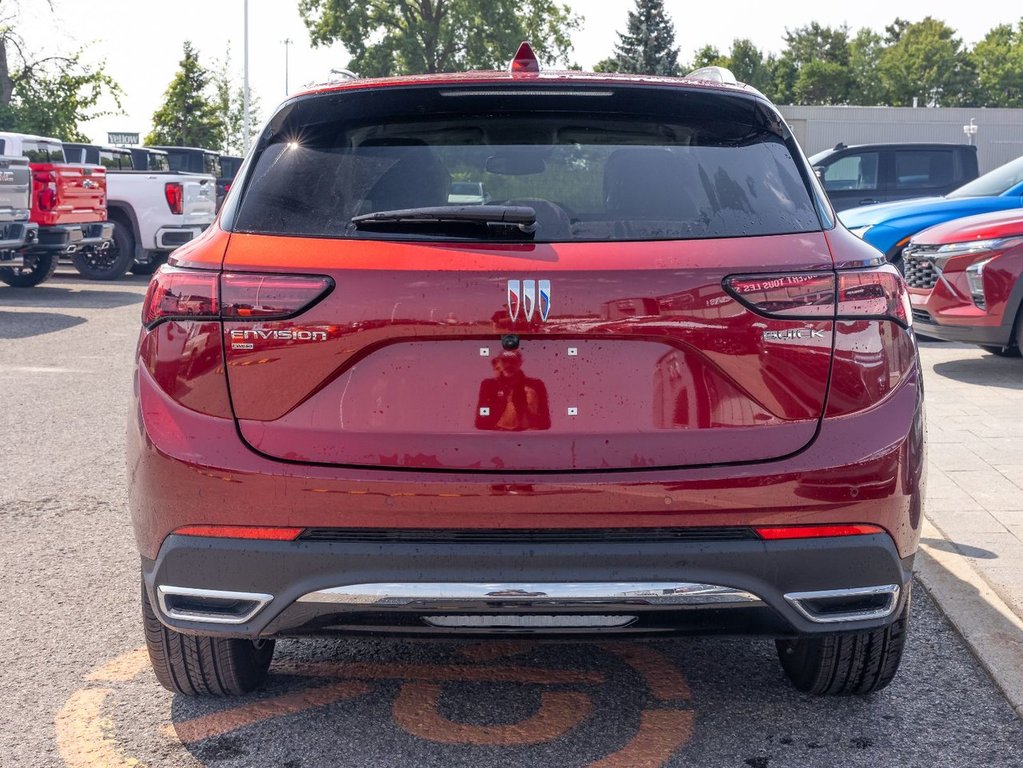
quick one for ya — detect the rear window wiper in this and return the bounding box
[350,205,537,235]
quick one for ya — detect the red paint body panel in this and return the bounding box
[29,162,107,226]
[907,210,1023,335]
[128,359,924,561]
[220,234,836,470]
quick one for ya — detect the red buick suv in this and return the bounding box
[905,208,1023,356]
[129,50,925,697]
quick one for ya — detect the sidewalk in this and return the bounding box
[914,338,1023,717]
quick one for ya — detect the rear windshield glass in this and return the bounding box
[147,153,169,171]
[947,155,1023,198]
[22,141,64,163]
[233,85,820,242]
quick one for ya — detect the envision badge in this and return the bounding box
[507,279,551,322]
[763,328,825,341]
[230,328,328,343]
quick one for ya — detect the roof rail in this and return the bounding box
[683,66,738,85]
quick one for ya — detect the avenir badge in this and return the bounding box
[507,279,551,322]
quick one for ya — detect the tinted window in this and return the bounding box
[148,153,169,171]
[948,156,1023,198]
[203,153,221,176]
[22,141,65,163]
[894,150,953,190]
[820,153,878,191]
[99,150,132,169]
[234,86,819,243]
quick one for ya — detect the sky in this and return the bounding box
[13,0,1022,147]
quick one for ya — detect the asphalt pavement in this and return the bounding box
[2,272,1022,768]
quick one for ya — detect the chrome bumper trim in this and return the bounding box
[157,585,273,625]
[296,582,763,607]
[784,584,900,624]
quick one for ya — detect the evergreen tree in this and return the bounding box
[146,42,224,149]
[611,0,680,76]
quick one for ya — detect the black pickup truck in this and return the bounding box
[808,142,980,212]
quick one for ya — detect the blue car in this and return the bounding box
[839,156,1023,265]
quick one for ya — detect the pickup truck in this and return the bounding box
[0,154,40,285]
[0,132,113,287]
[62,143,217,278]
[130,147,171,172]
[809,142,980,212]
[146,146,227,210]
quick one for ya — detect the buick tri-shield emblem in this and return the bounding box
[507,279,551,322]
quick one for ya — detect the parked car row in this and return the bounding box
[0,131,242,288]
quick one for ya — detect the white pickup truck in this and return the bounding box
[63,143,216,278]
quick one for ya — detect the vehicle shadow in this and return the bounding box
[930,356,1023,390]
[0,311,87,339]
[0,286,144,310]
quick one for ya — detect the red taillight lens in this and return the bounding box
[725,266,911,327]
[754,524,885,540]
[221,273,334,319]
[725,273,836,317]
[173,525,304,541]
[837,266,912,327]
[164,181,184,214]
[142,266,219,327]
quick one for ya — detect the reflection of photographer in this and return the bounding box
[475,351,551,431]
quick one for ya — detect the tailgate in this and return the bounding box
[0,156,31,219]
[53,164,107,223]
[221,234,835,472]
[180,174,216,224]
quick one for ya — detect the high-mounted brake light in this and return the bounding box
[173,525,305,541]
[725,265,911,327]
[755,524,885,540]
[142,266,219,327]
[164,181,184,215]
[509,41,540,73]
[221,273,334,319]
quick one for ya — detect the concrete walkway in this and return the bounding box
[915,338,1023,716]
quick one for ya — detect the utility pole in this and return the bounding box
[243,0,250,154]
[283,38,292,94]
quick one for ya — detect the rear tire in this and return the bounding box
[979,344,1020,358]
[72,222,134,280]
[776,586,910,695]
[0,253,58,287]
[141,579,274,696]
[129,260,159,276]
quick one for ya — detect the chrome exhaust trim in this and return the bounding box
[784,584,900,624]
[296,581,763,607]
[157,585,273,625]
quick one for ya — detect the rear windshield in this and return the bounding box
[99,150,134,170]
[147,153,169,171]
[233,85,820,242]
[22,140,65,163]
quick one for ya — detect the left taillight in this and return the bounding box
[142,268,334,328]
[142,266,219,328]
[164,181,184,214]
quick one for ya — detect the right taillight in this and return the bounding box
[836,265,911,327]
[164,181,184,214]
[33,170,57,212]
[725,265,911,327]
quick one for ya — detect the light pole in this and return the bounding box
[243,0,250,154]
[283,38,292,94]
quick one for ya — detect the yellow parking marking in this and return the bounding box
[55,688,144,768]
[392,683,592,745]
[589,709,695,768]
[86,648,150,683]
[167,681,371,744]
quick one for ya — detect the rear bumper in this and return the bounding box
[32,222,113,253]
[142,533,913,639]
[154,224,208,251]
[0,222,40,266]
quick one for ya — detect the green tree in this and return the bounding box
[727,39,773,93]
[690,45,726,70]
[970,21,1023,107]
[213,46,262,155]
[298,0,581,77]
[146,41,224,148]
[0,4,122,140]
[610,0,680,76]
[773,23,851,105]
[847,28,886,105]
[877,17,976,106]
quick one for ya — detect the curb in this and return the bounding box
[915,516,1023,719]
